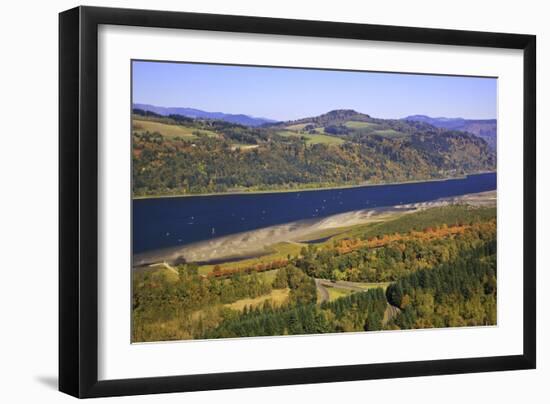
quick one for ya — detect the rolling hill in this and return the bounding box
[268,109,449,139]
[132,109,496,197]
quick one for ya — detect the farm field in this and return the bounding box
[224,288,290,311]
[343,120,380,129]
[133,118,219,138]
[276,129,345,145]
[325,286,352,302]
[371,129,408,138]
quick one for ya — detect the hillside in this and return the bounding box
[269,109,438,138]
[404,115,497,150]
[132,109,496,197]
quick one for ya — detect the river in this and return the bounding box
[133,172,496,255]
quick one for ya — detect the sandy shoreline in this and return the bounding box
[133,190,496,267]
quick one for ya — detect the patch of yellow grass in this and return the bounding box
[323,281,389,302]
[133,119,218,138]
[276,130,344,145]
[326,287,352,301]
[353,282,392,291]
[285,123,311,131]
[230,144,260,151]
[307,133,345,145]
[224,288,290,311]
[133,265,179,283]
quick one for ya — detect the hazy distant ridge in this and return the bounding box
[133,103,277,127]
[404,115,496,150]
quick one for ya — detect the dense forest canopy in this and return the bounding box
[131,109,496,197]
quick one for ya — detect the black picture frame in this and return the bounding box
[59,6,536,398]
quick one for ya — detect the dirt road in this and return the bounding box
[315,279,330,303]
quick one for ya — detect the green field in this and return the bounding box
[133,119,219,138]
[224,288,290,311]
[343,121,379,129]
[371,129,408,138]
[323,281,391,302]
[326,287,353,301]
[276,130,344,145]
[306,133,345,145]
[296,120,407,139]
[342,121,409,138]
[353,282,392,291]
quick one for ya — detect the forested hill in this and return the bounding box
[266,109,450,136]
[403,115,497,151]
[132,109,496,197]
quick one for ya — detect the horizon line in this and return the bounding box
[132,102,497,122]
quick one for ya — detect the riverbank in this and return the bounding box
[132,171,495,200]
[133,190,496,267]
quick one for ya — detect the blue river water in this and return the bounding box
[133,172,496,254]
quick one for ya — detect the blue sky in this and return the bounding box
[132,61,497,121]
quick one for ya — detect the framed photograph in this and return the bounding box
[59,6,536,398]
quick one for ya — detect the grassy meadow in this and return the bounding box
[133,118,219,139]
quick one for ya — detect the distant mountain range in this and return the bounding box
[133,103,277,127]
[403,115,497,151]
